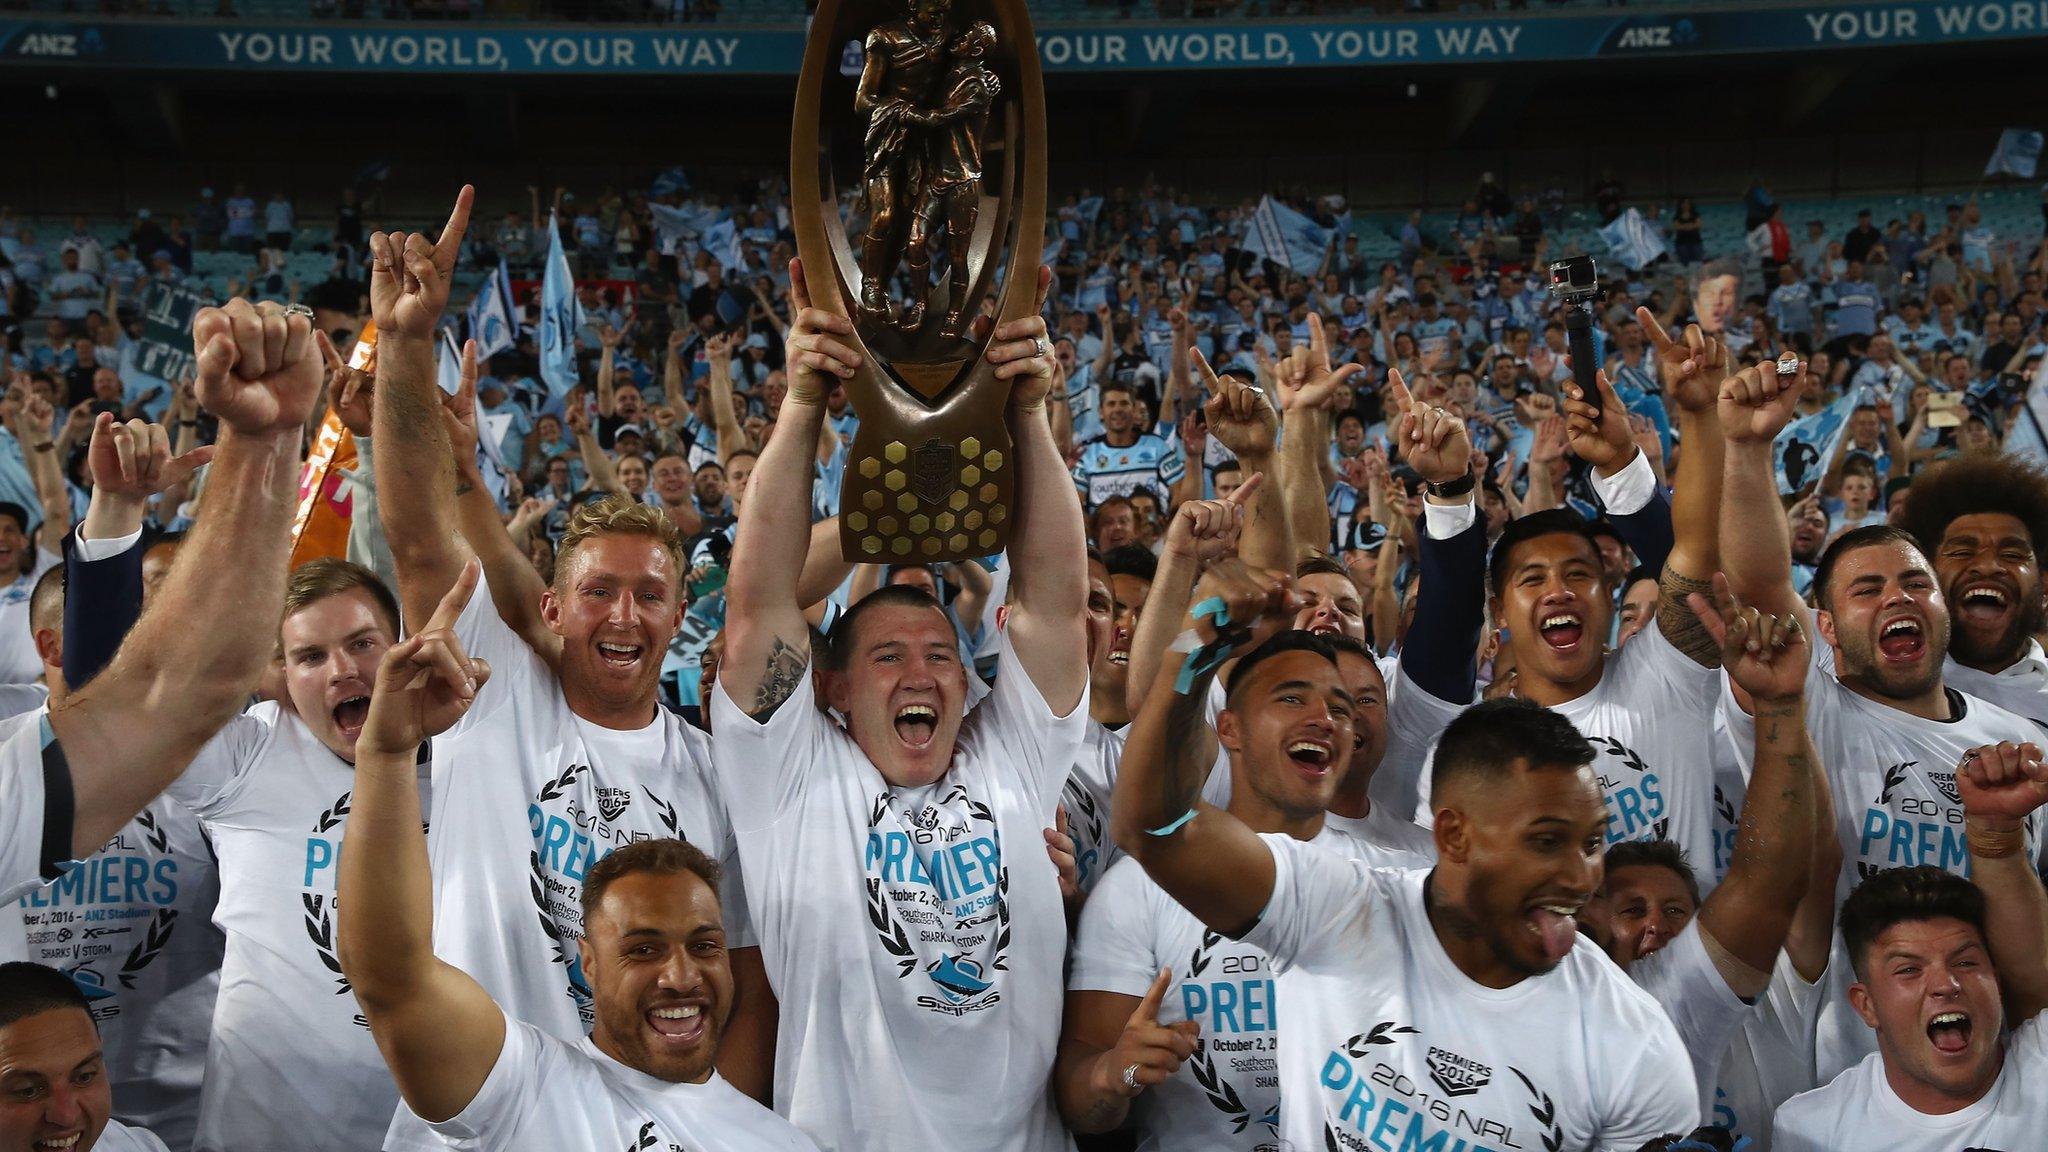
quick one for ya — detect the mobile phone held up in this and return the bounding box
[1549,255,1604,419]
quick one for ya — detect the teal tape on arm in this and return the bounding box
[1145,808,1198,837]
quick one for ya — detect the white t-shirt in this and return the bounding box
[0,714,61,907]
[1774,1012,2048,1151]
[1061,718,1233,897]
[96,1119,171,1152]
[1944,643,2048,733]
[1068,828,1420,1152]
[1711,951,1828,1152]
[169,704,418,1152]
[385,579,748,1151]
[1722,669,2045,1085]
[6,708,223,1150]
[1321,803,1437,865]
[1243,841,1697,1151]
[1628,922,1750,1117]
[0,546,61,684]
[708,635,1086,1152]
[414,1007,818,1151]
[1413,621,1722,896]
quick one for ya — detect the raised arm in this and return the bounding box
[441,342,559,664]
[1124,477,1260,715]
[704,333,750,468]
[1644,310,1730,665]
[945,559,992,640]
[1957,740,2048,1023]
[372,186,477,628]
[49,298,319,856]
[996,268,1088,711]
[1718,361,1811,620]
[569,404,624,496]
[1280,316,1362,561]
[595,325,620,418]
[1157,308,1190,430]
[1689,579,1815,997]
[1195,347,1289,570]
[12,395,72,556]
[337,563,506,1124]
[720,259,851,717]
[1112,560,1302,933]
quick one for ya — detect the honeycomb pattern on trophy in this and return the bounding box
[845,435,1007,557]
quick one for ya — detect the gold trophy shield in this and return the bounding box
[792,0,1046,563]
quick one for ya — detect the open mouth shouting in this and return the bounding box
[894,702,939,751]
[1877,614,1928,663]
[645,999,710,1050]
[1926,1009,1972,1057]
[1284,735,1335,778]
[331,693,371,742]
[597,639,645,670]
[1954,581,2015,631]
[1525,898,1585,965]
[1537,611,1585,654]
[33,1134,84,1151]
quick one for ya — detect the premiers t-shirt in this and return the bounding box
[1060,720,1233,897]
[709,636,1086,1152]
[1068,829,1425,1152]
[1774,1012,2048,1151]
[1242,842,1697,1152]
[0,546,61,684]
[169,705,421,1152]
[1722,662,2044,1085]
[5,708,222,1150]
[0,715,67,908]
[1711,951,1828,1152]
[414,1007,818,1151]
[1627,923,1750,1117]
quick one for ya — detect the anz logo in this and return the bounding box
[14,28,103,57]
[1614,19,1697,50]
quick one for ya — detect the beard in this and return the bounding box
[1947,590,2046,669]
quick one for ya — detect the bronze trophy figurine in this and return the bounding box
[793,0,1046,563]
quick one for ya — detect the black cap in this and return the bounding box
[0,502,31,534]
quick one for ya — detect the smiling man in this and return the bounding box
[0,963,170,1152]
[1897,453,2048,727]
[714,260,1085,1152]
[1717,361,2048,1088]
[367,188,767,1148]
[335,567,815,1151]
[1774,738,2048,1148]
[1110,557,1695,1150]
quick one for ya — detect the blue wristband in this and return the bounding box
[1145,808,1198,837]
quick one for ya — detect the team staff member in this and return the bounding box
[1112,562,1696,1151]
[714,261,1087,1152]
[336,565,816,1150]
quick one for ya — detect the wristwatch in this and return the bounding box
[1426,473,1476,500]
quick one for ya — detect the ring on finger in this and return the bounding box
[1034,336,1050,357]
[1122,1063,1141,1090]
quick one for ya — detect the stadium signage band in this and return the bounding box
[2,1,2044,75]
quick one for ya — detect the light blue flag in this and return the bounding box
[1244,196,1331,277]
[539,210,584,399]
[436,329,463,397]
[465,259,518,362]
[647,202,724,249]
[1985,128,2043,179]
[1773,386,1863,494]
[701,217,745,272]
[1074,195,1104,226]
[2008,356,2048,467]
[650,166,691,198]
[1598,208,1667,272]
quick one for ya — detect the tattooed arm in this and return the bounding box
[721,260,853,718]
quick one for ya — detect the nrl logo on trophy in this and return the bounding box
[792,0,1046,562]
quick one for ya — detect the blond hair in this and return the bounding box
[555,495,687,594]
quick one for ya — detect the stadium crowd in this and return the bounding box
[0,163,2045,1152]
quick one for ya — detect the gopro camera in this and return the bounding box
[1548,254,1605,417]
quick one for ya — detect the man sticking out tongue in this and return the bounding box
[1111,560,1698,1152]
[1773,741,2048,1149]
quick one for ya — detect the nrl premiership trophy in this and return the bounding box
[792,0,1046,563]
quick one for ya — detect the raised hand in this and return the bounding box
[1093,967,1202,1101]
[1387,368,1471,486]
[1163,472,1264,566]
[191,298,321,438]
[1638,306,1726,414]
[1193,347,1278,458]
[1957,742,2048,828]
[319,329,374,438]
[369,185,473,340]
[87,413,214,501]
[436,340,483,483]
[782,257,861,403]
[1189,557,1304,660]
[1629,413,1663,471]
[989,266,1058,408]
[1284,314,1363,413]
[358,559,492,757]
[1688,572,1808,703]
[1718,360,1807,445]
[1177,410,1207,460]
[18,394,53,444]
[1559,367,1635,472]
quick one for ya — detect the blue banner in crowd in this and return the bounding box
[2,1,2045,75]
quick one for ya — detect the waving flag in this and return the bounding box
[702,217,746,273]
[1985,128,2043,179]
[538,210,584,399]
[1599,208,1667,272]
[465,258,518,362]
[647,202,724,249]
[1244,195,1331,277]
[1772,387,1863,494]
[2007,355,2048,467]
